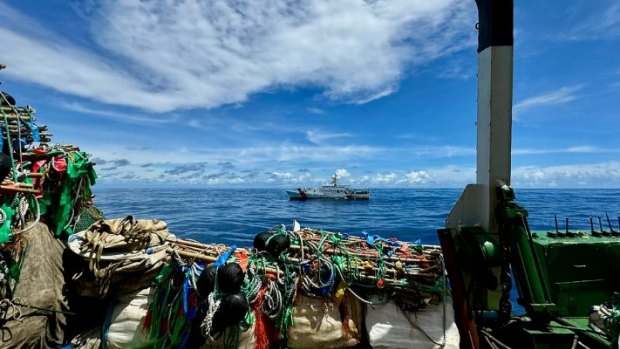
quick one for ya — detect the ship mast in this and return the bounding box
[440,3,514,347]
[446,0,513,234]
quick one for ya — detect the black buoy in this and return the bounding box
[254,230,290,258]
[211,292,249,334]
[196,265,217,298]
[0,153,11,184]
[253,231,272,251]
[217,263,244,295]
[196,262,245,298]
[266,234,290,258]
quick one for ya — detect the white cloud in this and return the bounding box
[0,28,166,109]
[436,57,475,80]
[405,170,432,184]
[60,101,179,125]
[307,107,325,115]
[512,145,620,155]
[563,2,620,41]
[513,85,583,116]
[90,156,620,188]
[0,0,475,112]
[335,169,350,179]
[410,145,476,158]
[239,144,382,163]
[305,130,352,144]
[372,172,399,184]
[267,172,295,181]
[512,162,620,188]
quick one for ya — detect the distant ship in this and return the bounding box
[286,173,370,200]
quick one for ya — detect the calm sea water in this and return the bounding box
[92,188,620,246]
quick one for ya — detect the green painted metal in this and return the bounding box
[495,185,555,317]
[496,319,577,349]
[531,233,620,317]
[442,184,620,348]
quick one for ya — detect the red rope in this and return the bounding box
[253,285,279,349]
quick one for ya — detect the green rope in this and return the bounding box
[0,204,14,243]
[223,324,241,349]
[278,262,296,333]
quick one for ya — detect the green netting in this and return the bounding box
[74,205,105,233]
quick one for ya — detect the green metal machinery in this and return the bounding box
[440,1,620,348]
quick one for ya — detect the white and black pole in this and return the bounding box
[475,0,514,233]
[446,0,513,234]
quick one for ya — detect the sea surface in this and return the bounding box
[93,188,620,247]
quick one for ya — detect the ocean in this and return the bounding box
[93,188,620,246]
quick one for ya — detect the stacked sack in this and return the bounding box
[67,215,171,297]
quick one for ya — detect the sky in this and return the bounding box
[0,0,619,188]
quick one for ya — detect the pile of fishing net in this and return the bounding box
[1,92,100,243]
[0,142,100,243]
[0,87,106,349]
[0,101,98,223]
[0,223,68,348]
[81,222,459,349]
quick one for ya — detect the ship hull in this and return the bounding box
[286,188,369,200]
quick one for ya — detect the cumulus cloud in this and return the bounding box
[405,170,432,184]
[91,157,620,188]
[265,171,313,185]
[373,172,399,184]
[85,141,620,188]
[512,162,620,188]
[335,168,350,178]
[0,1,475,112]
[267,172,295,181]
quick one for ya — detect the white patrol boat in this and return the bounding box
[286,173,370,200]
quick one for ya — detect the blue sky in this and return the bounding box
[1,0,619,188]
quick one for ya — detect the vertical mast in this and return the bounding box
[447,0,513,233]
[475,0,514,233]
